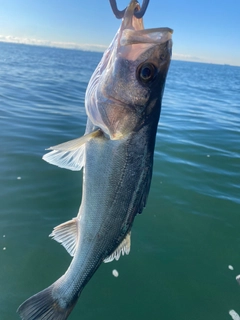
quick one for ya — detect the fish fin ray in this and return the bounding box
[47,129,102,152]
[42,146,85,171]
[17,284,76,320]
[104,232,131,263]
[42,129,102,171]
[50,218,78,257]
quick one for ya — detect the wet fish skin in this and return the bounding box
[17,1,173,319]
[95,41,172,140]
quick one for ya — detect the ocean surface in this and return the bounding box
[0,41,240,320]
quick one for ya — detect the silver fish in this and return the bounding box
[17,1,173,319]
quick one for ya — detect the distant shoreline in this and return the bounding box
[0,40,239,68]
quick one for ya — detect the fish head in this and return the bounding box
[85,0,173,140]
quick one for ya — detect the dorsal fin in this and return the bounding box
[42,129,102,171]
[49,218,78,257]
[104,232,131,263]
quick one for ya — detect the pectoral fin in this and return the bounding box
[104,232,131,263]
[49,218,78,257]
[42,129,102,171]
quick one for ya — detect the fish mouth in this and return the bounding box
[120,0,173,37]
[116,0,173,61]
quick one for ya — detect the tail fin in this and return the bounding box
[17,285,76,320]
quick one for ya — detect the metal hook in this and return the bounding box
[109,0,150,19]
[134,0,150,19]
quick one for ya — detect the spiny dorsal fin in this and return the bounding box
[104,232,131,263]
[49,218,78,257]
[42,129,102,171]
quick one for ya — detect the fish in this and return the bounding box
[17,0,173,319]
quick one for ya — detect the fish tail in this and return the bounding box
[17,284,76,320]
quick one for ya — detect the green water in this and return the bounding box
[0,43,240,319]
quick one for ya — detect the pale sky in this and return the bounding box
[0,0,239,66]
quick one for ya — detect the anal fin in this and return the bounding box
[104,232,131,263]
[50,218,78,257]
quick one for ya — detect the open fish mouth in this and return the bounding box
[99,0,173,68]
[117,0,173,58]
[119,26,173,61]
[121,27,173,46]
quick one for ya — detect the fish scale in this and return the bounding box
[17,0,173,318]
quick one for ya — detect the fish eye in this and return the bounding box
[137,63,157,84]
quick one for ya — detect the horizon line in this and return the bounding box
[0,36,239,67]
